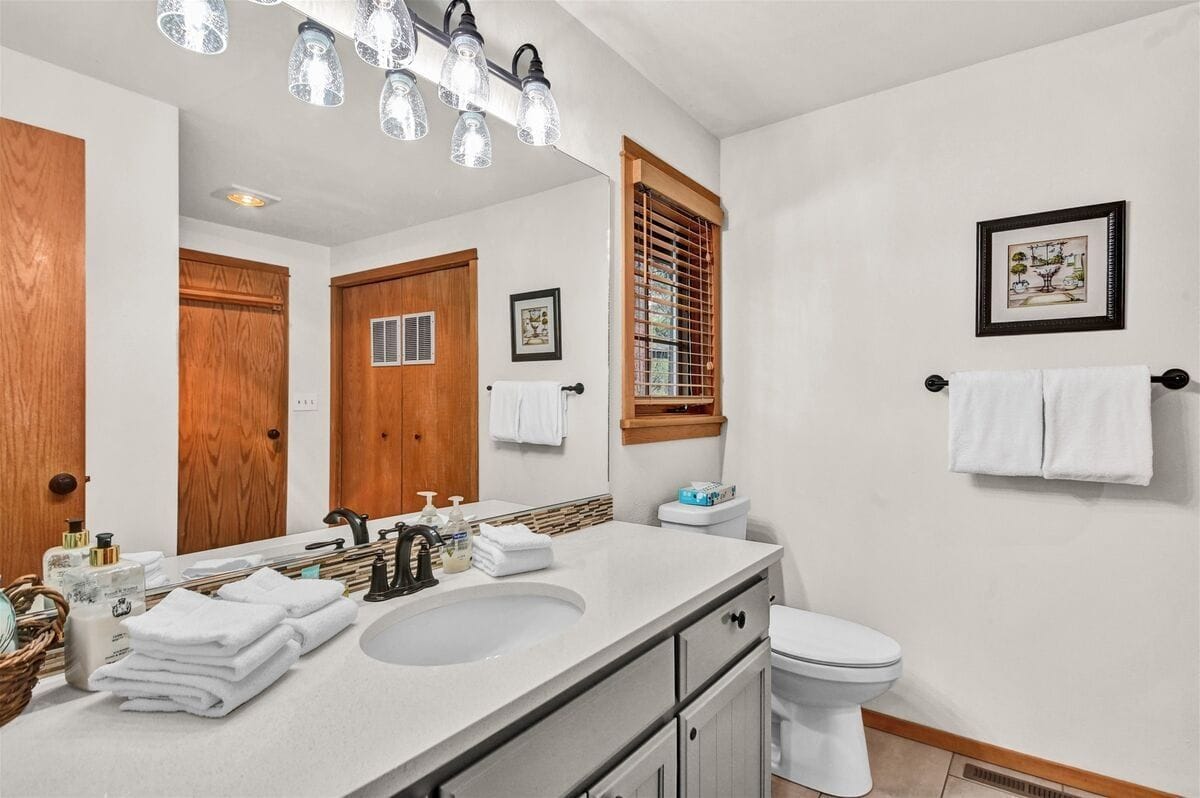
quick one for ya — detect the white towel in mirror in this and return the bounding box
[488,380,567,446]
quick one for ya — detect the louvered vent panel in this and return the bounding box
[370,317,401,366]
[402,312,435,364]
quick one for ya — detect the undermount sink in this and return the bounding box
[360,583,585,666]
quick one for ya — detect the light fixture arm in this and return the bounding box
[404,3,521,90]
[511,43,549,88]
[442,0,481,41]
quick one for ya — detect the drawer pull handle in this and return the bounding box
[689,728,697,740]
[730,610,746,629]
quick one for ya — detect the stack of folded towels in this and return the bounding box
[89,570,357,717]
[126,550,170,588]
[472,522,553,577]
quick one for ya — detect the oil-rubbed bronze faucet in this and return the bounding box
[358,522,445,602]
[323,507,370,546]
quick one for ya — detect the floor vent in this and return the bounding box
[962,763,1074,798]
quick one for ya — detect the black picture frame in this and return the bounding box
[509,288,562,362]
[976,200,1125,336]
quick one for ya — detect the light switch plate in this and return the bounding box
[292,394,319,412]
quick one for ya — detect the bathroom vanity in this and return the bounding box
[0,523,781,798]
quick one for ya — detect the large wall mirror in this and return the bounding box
[0,0,610,589]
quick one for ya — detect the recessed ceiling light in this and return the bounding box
[213,184,280,209]
[227,191,266,207]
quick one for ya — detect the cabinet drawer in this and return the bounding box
[677,579,769,698]
[440,638,675,798]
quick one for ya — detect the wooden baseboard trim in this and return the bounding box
[861,710,1177,798]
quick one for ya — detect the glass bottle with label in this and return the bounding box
[42,518,91,606]
[62,533,146,690]
[440,496,473,574]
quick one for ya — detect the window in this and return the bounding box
[621,137,725,445]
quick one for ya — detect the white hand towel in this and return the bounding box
[1042,366,1153,485]
[122,625,296,682]
[488,381,522,443]
[479,522,551,551]
[123,589,285,656]
[182,554,265,579]
[145,572,172,589]
[517,381,566,446]
[125,551,164,568]
[472,536,553,577]
[948,369,1043,477]
[217,567,345,618]
[103,640,300,718]
[283,596,357,655]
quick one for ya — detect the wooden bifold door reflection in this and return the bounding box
[178,249,289,555]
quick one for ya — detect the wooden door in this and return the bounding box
[679,640,771,798]
[333,252,477,518]
[178,250,289,554]
[0,118,86,581]
[587,723,678,798]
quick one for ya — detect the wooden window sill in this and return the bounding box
[620,415,726,445]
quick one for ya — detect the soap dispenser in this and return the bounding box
[42,518,91,605]
[62,533,146,690]
[416,491,440,527]
[440,496,472,574]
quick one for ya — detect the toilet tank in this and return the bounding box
[657,496,751,540]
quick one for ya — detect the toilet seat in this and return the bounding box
[770,605,901,668]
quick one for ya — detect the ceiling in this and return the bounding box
[0,1,597,246]
[558,0,1191,138]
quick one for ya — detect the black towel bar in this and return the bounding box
[925,368,1189,393]
[486,382,585,394]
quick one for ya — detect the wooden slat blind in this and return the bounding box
[632,184,716,406]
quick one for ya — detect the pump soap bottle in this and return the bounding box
[42,518,91,603]
[441,496,472,574]
[63,533,146,690]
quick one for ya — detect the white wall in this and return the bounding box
[178,217,332,534]
[331,177,610,507]
[720,7,1199,793]
[1,48,179,555]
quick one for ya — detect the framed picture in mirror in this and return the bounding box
[510,288,562,361]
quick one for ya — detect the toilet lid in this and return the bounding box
[770,605,901,667]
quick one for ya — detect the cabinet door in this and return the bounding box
[588,723,677,798]
[679,639,771,798]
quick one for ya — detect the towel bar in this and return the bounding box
[486,382,585,394]
[925,368,1189,392]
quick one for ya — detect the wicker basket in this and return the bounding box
[0,575,68,727]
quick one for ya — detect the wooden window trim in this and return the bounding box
[621,137,725,446]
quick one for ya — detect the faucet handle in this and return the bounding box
[377,524,403,541]
[415,541,437,583]
[304,537,345,551]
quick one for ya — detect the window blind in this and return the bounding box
[632,184,716,408]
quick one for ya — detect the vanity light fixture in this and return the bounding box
[380,70,429,141]
[450,111,491,168]
[156,0,228,55]
[288,20,345,107]
[353,0,416,69]
[512,44,560,147]
[437,0,489,112]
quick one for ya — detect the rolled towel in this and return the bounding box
[283,597,357,655]
[98,639,300,718]
[217,567,345,618]
[182,555,265,579]
[122,625,296,682]
[479,522,551,551]
[472,536,553,577]
[123,589,285,656]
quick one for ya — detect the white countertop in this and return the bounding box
[1,522,781,798]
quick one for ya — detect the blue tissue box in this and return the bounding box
[679,483,736,506]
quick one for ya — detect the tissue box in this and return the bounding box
[678,482,737,506]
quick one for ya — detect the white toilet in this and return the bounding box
[657,495,903,798]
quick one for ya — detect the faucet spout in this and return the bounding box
[323,507,370,546]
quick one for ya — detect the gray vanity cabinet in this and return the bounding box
[678,639,771,798]
[585,723,678,798]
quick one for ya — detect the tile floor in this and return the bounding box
[771,728,1105,798]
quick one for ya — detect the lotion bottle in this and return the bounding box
[63,533,146,690]
[42,518,90,606]
[440,496,472,574]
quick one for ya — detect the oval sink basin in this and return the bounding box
[360,583,585,666]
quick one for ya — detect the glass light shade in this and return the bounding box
[156,0,228,55]
[288,24,344,107]
[516,79,560,146]
[438,33,489,111]
[379,71,428,140]
[354,0,416,69]
[450,111,491,168]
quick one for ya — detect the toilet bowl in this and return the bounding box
[770,605,902,798]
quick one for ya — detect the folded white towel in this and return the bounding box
[122,625,296,682]
[283,596,357,655]
[146,572,171,589]
[1042,366,1153,485]
[217,568,345,618]
[181,554,265,579]
[125,551,164,568]
[489,381,522,443]
[479,522,551,551]
[948,369,1044,477]
[100,639,300,719]
[123,589,285,656]
[472,536,553,577]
